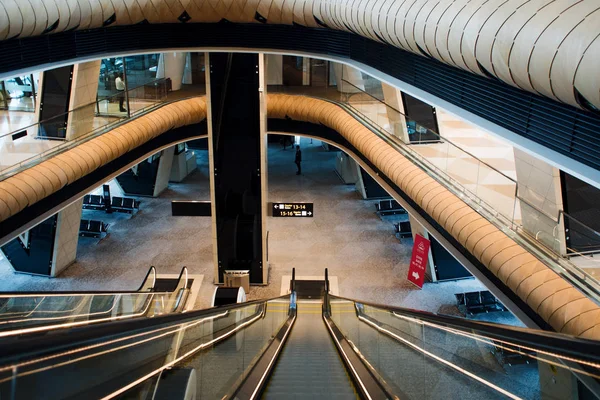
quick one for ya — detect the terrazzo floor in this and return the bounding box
[0,138,521,326]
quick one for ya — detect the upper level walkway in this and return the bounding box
[0,88,599,340]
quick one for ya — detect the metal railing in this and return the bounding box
[325,78,600,304]
[0,78,169,180]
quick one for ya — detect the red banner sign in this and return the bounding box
[407,234,430,289]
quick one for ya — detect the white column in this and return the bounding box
[332,62,365,93]
[157,52,188,91]
[302,57,310,85]
[183,53,193,85]
[266,54,283,85]
[381,83,410,143]
[66,60,101,140]
[152,147,175,197]
[513,148,566,255]
[50,199,84,277]
[335,151,359,184]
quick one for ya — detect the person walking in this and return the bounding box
[294,145,302,175]
[115,72,127,112]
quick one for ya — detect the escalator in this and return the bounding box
[0,269,599,400]
[261,301,357,399]
[0,266,190,337]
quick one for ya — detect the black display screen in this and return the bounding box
[38,65,73,139]
[401,92,440,144]
[561,172,600,254]
[171,201,212,216]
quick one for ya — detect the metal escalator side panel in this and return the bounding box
[229,306,296,399]
[0,297,291,399]
[338,296,600,400]
[323,311,394,400]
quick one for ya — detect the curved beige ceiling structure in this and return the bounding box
[0,0,598,110]
[0,93,598,339]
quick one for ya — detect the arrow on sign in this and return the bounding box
[274,204,279,208]
[308,212,312,215]
[411,271,420,280]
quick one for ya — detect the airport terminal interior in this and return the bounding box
[0,1,600,399]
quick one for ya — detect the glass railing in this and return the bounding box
[329,295,600,400]
[0,294,292,399]
[337,77,519,224]
[0,267,189,337]
[0,79,170,180]
[269,80,600,302]
[342,78,600,301]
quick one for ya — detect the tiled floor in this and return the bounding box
[0,140,521,327]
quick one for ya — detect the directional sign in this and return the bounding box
[271,202,314,218]
[407,234,430,289]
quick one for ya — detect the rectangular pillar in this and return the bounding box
[51,199,84,276]
[514,148,566,255]
[381,83,410,143]
[66,60,102,140]
[207,53,265,284]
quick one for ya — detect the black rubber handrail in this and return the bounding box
[229,293,297,399]
[0,294,291,361]
[330,294,600,363]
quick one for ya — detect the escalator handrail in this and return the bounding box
[0,294,291,361]
[329,294,600,363]
[322,311,395,400]
[228,292,297,399]
[0,266,159,295]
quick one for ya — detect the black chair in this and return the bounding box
[491,341,534,366]
[79,219,109,238]
[376,199,407,215]
[111,196,140,214]
[82,195,106,211]
[481,291,508,312]
[464,292,485,315]
[394,221,412,239]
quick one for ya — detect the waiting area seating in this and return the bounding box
[110,197,140,214]
[491,342,534,367]
[82,195,105,211]
[79,220,109,238]
[375,199,407,216]
[455,290,507,316]
[83,194,140,214]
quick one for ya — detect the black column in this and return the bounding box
[210,53,263,284]
[38,65,74,139]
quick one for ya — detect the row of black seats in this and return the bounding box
[79,220,109,238]
[455,290,507,315]
[375,199,407,215]
[83,194,140,214]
